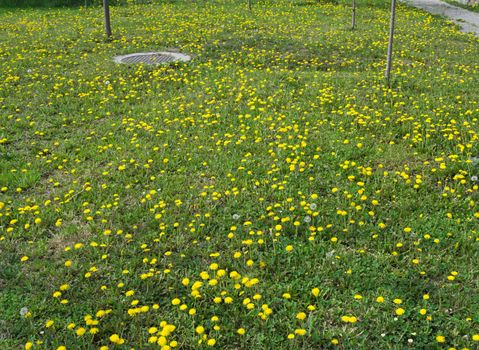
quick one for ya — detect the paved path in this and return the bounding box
[404,0,479,35]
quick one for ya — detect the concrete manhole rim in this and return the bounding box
[113,51,191,64]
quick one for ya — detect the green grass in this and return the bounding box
[443,0,479,12]
[0,0,146,8]
[1,0,479,349]
[0,0,90,7]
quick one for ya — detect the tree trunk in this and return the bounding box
[248,0,251,11]
[351,0,356,30]
[103,0,112,39]
[385,0,396,81]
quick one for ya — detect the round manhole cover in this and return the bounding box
[114,52,191,65]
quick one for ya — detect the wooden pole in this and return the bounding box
[351,0,356,30]
[385,0,396,81]
[103,0,112,39]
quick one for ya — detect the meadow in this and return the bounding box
[1,0,479,348]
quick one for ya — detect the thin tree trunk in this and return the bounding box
[103,0,112,39]
[385,0,396,81]
[351,0,356,30]
[248,0,251,11]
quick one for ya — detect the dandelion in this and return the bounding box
[341,315,357,323]
[296,312,306,320]
[109,334,124,345]
[20,307,28,317]
[436,335,445,343]
[294,329,307,336]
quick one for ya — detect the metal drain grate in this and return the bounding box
[114,52,191,65]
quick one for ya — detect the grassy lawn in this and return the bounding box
[443,0,479,12]
[1,0,479,349]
